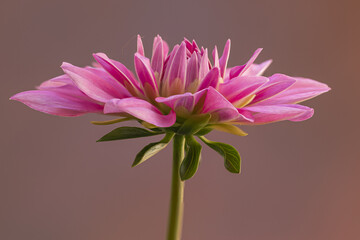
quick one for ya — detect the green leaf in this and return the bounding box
[199,136,241,174]
[180,135,202,181]
[97,127,162,142]
[132,133,175,167]
[177,114,211,135]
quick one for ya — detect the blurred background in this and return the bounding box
[1,0,359,239]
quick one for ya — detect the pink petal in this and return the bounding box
[249,74,296,105]
[256,76,331,105]
[219,39,231,78]
[152,36,169,71]
[229,48,262,79]
[201,87,240,123]
[183,38,200,54]
[104,98,176,127]
[153,35,169,58]
[198,49,209,80]
[185,53,199,92]
[197,67,220,91]
[168,42,187,83]
[151,36,166,83]
[85,67,132,97]
[184,38,194,54]
[137,35,145,56]
[228,65,245,80]
[157,92,194,114]
[192,40,200,52]
[219,76,268,103]
[242,104,314,124]
[162,43,187,95]
[134,53,159,98]
[212,46,220,68]
[242,59,272,77]
[163,44,179,70]
[156,89,208,114]
[62,64,129,101]
[10,86,103,116]
[61,62,130,103]
[38,74,74,89]
[92,53,142,96]
[236,109,255,122]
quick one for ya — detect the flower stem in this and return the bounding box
[167,134,185,240]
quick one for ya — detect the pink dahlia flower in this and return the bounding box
[11,35,330,135]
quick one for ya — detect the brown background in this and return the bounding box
[1,0,359,239]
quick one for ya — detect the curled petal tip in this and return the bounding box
[9,91,31,103]
[180,41,187,49]
[92,52,106,58]
[290,107,314,122]
[9,94,16,100]
[60,62,73,70]
[137,35,145,56]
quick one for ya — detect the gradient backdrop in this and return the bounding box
[1,0,359,239]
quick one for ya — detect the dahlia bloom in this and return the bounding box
[10,35,330,136]
[11,35,330,240]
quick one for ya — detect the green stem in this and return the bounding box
[167,134,185,240]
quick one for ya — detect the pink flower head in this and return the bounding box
[11,35,330,135]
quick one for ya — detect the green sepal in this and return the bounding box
[180,135,202,181]
[97,127,162,142]
[199,136,241,174]
[177,114,211,135]
[194,127,213,136]
[132,132,175,167]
